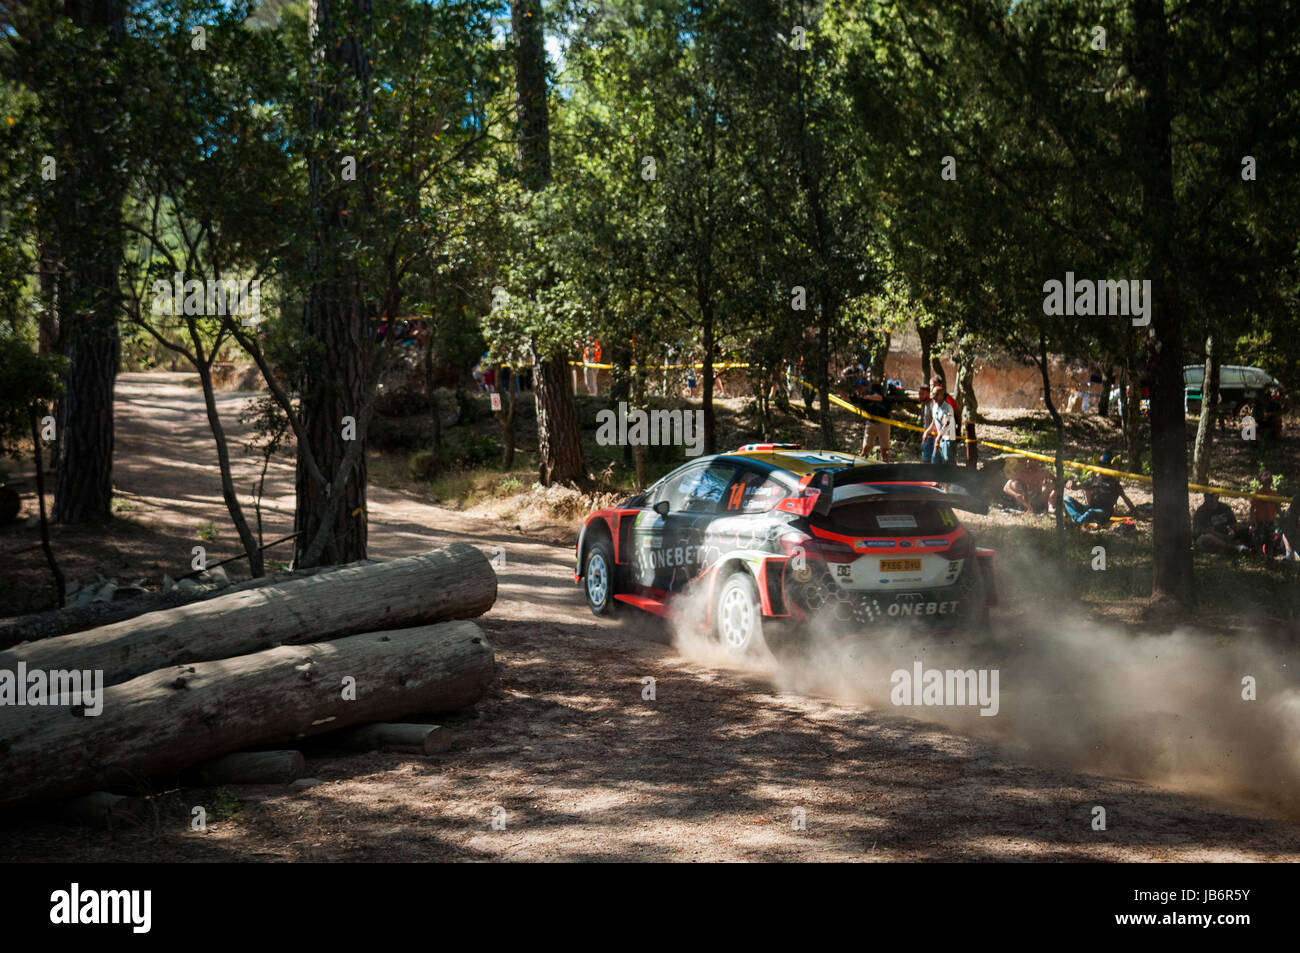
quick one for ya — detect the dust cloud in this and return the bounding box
[666,567,1300,816]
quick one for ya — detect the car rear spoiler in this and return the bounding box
[827,464,990,515]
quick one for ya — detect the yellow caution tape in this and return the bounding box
[799,378,1287,504]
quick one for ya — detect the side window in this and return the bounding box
[724,470,787,513]
[648,466,702,513]
[679,463,738,513]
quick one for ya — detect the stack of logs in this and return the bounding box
[0,542,497,823]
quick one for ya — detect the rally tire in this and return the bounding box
[584,537,620,617]
[712,570,765,656]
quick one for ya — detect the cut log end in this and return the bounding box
[332,723,452,755]
[188,750,306,785]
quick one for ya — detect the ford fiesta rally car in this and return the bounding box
[574,445,999,653]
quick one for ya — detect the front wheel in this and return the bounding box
[712,571,765,656]
[584,538,619,617]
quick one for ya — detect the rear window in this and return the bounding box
[820,498,958,536]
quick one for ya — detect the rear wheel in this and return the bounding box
[584,537,619,617]
[713,571,765,656]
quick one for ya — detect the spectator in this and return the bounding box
[924,377,960,466]
[1249,472,1293,558]
[582,338,602,396]
[1192,492,1250,554]
[859,377,893,462]
[1281,488,1300,562]
[918,384,934,463]
[1054,472,1134,525]
[1002,457,1053,514]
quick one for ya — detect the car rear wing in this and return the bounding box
[826,464,990,515]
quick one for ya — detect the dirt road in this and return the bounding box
[4,371,1298,862]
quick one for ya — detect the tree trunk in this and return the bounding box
[1121,338,1144,473]
[195,361,264,577]
[702,302,716,454]
[511,0,550,190]
[534,353,584,484]
[611,345,632,466]
[2,544,497,688]
[0,621,494,807]
[1132,0,1193,604]
[29,406,64,609]
[1038,335,1066,563]
[296,0,375,568]
[500,365,517,470]
[870,330,890,383]
[818,297,835,446]
[955,349,980,424]
[917,318,936,388]
[511,0,583,483]
[45,0,127,525]
[632,362,647,486]
[1192,334,1219,484]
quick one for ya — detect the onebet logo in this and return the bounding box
[50,883,151,934]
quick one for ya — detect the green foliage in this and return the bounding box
[0,337,64,458]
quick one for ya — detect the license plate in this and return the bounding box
[880,559,922,572]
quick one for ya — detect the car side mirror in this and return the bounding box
[653,499,670,517]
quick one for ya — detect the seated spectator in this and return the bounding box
[1002,457,1053,514]
[1193,492,1250,554]
[1051,466,1135,525]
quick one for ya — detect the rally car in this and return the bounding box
[574,444,999,653]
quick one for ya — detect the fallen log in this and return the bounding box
[188,750,306,785]
[0,562,373,650]
[0,620,494,807]
[0,544,496,687]
[332,723,452,755]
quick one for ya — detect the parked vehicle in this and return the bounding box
[1108,364,1283,418]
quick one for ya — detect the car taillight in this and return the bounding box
[938,532,973,560]
[812,539,857,562]
[777,489,820,516]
